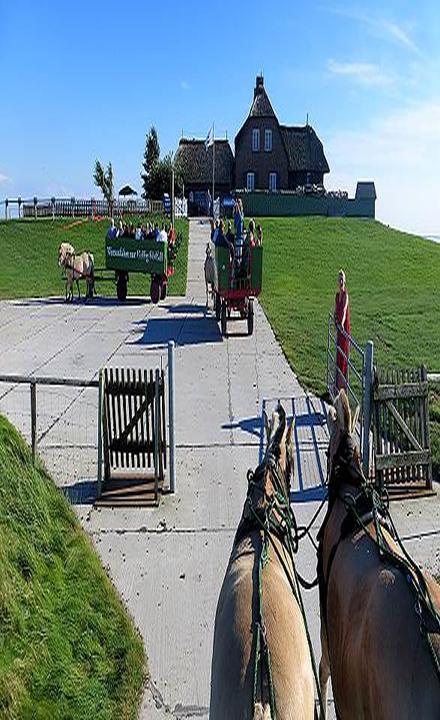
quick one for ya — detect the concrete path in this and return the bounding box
[0,219,438,720]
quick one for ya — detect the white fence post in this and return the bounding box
[362,341,374,478]
[168,341,176,493]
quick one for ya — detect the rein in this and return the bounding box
[241,453,324,718]
[318,434,440,683]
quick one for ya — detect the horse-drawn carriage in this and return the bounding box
[213,244,263,336]
[105,233,179,303]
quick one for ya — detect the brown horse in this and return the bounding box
[210,405,316,719]
[318,389,440,719]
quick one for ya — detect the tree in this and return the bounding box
[94,160,114,215]
[147,153,183,200]
[141,126,160,199]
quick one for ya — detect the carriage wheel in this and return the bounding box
[215,292,221,320]
[221,300,227,337]
[116,273,127,301]
[160,280,167,301]
[247,299,254,336]
[150,276,160,304]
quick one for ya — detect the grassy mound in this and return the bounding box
[258,217,440,478]
[0,216,188,299]
[0,414,145,719]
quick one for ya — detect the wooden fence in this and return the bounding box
[372,366,432,495]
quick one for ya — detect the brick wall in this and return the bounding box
[235,117,289,191]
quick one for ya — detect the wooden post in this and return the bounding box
[5,198,8,220]
[97,368,104,497]
[30,381,37,462]
[422,365,433,489]
[33,197,37,220]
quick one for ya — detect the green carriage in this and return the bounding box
[105,235,176,303]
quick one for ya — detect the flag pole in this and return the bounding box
[212,122,215,219]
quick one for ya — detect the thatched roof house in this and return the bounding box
[175,138,234,214]
[235,76,329,191]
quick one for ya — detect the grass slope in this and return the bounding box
[0,415,145,719]
[258,217,440,477]
[0,216,188,299]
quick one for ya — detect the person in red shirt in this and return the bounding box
[334,269,350,390]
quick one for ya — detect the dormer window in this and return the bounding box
[252,129,260,152]
[265,129,272,152]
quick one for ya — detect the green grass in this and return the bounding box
[0,414,146,719]
[257,217,440,478]
[0,216,188,299]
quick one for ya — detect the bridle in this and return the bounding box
[237,449,324,718]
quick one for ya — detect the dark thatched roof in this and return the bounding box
[280,125,330,174]
[175,139,234,186]
[249,75,276,118]
[118,184,137,196]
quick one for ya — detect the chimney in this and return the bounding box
[254,75,264,98]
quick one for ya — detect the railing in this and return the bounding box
[1,196,165,220]
[326,313,374,477]
[1,196,188,220]
[0,341,176,501]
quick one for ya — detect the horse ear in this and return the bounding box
[336,390,351,433]
[286,419,295,462]
[351,405,360,435]
[263,410,270,443]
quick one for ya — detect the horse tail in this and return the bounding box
[253,703,271,720]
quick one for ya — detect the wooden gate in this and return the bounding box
[372,365,433,496]
[98,367,167,506]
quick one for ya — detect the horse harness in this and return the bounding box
[317,433,440,685]
[235,453,323,719]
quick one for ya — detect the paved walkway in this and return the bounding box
[0,219,438,719]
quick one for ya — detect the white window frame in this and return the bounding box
[247,172,255,191]
[252,128,260,152]
[265,129,273,152]
[269,172,277,191]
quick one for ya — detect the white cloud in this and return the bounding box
[326,7,420,55]
[381,19,419,54]
[0,173,10,185]
[180,80,190,90]
[325,100,440,235]
[327,59,392,86]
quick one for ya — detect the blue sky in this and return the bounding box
[1,0,440,233]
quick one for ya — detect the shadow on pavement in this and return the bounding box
[257,397,329,504]
[129,316,223,346]
[62,479,97,505]
[222,415,261,439]
[13,296,150,308]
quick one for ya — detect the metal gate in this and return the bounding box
[326,314,374,478]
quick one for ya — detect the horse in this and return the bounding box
[204,242,215,308]
[58,242,95,302]
[318,389,440,719]
[210,404,316,720]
